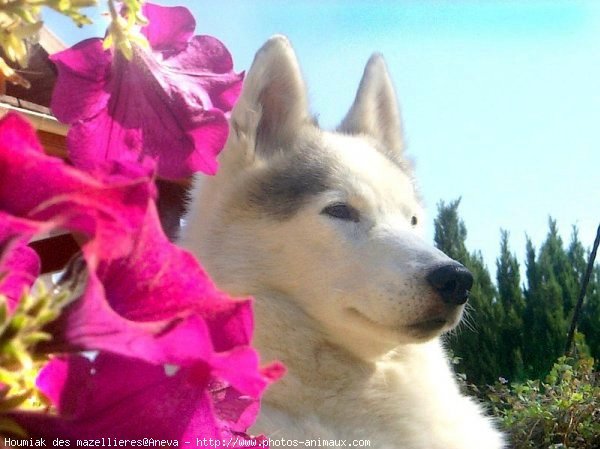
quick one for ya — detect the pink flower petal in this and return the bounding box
[95,202,257,354]
[50,3,243,179]
[1,107,281,441]
[25,353,220,440]
[35,355,69,407]
[0,117,155,267]
[98,203,229,318]
[0,112,44,153]
[0,214,42,309]
[65,108,143,176]
[42,271,212,365]
[14,350,280,442]
[0,245,39,308]
[167,35,243,111]
[50,39,112,124]
[142,3,196,52]
[46,201,256,358]
[159,112,228,177]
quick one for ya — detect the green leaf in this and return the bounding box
[21,331,52,345]
[0,389,32,412]
[0,367,19,387]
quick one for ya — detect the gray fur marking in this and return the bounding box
[246,151,332,220]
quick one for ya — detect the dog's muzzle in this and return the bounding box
[426,263,473,305]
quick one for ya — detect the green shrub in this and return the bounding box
[486,355,599,449]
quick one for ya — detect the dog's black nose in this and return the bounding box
[427,263,473,305]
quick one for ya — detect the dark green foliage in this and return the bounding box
[578,264,600,364]
[435,199,502,384]
[522,220,598,379]
[434,200,599,385]
[568,227,600,365]
[451,250,503,384]
[496,230,526,381]
[434,200,599,449]
[433,198,470,264]
[567,227,588,286]
[522,227,567,379]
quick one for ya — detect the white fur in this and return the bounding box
[181,36,504,449]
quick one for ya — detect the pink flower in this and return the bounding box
[50,3,243,180]
[0,113,282,441]
[11,352,281,443]
[0,115,154,256]
[0,214,40,309]
[44,203,257,364]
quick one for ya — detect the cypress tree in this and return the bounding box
[433,204,600,381]
[433,198,469,264]
[541,220,580,316]
[568,226,587,280]
[522,237,539,377]
[570,227,600,365]
[579,265,600,365]
[496,230,526,381]
[523,219,573,378]
[434,199,499,385]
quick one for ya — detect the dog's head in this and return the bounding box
[183,36,472,358]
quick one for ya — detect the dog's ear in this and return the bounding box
[227,35,310,163]
[338,54,404,160]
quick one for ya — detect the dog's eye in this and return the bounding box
[411,216,418,226]
[321,203,360,222]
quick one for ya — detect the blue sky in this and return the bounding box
[46,1,600,278]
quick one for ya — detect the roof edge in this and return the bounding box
[39,26,67,54]
[0,103,68,135]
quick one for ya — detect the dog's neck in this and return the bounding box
[250,290,504,449]
[252,289,451,412]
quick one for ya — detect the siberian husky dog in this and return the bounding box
[181,36,504,449]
